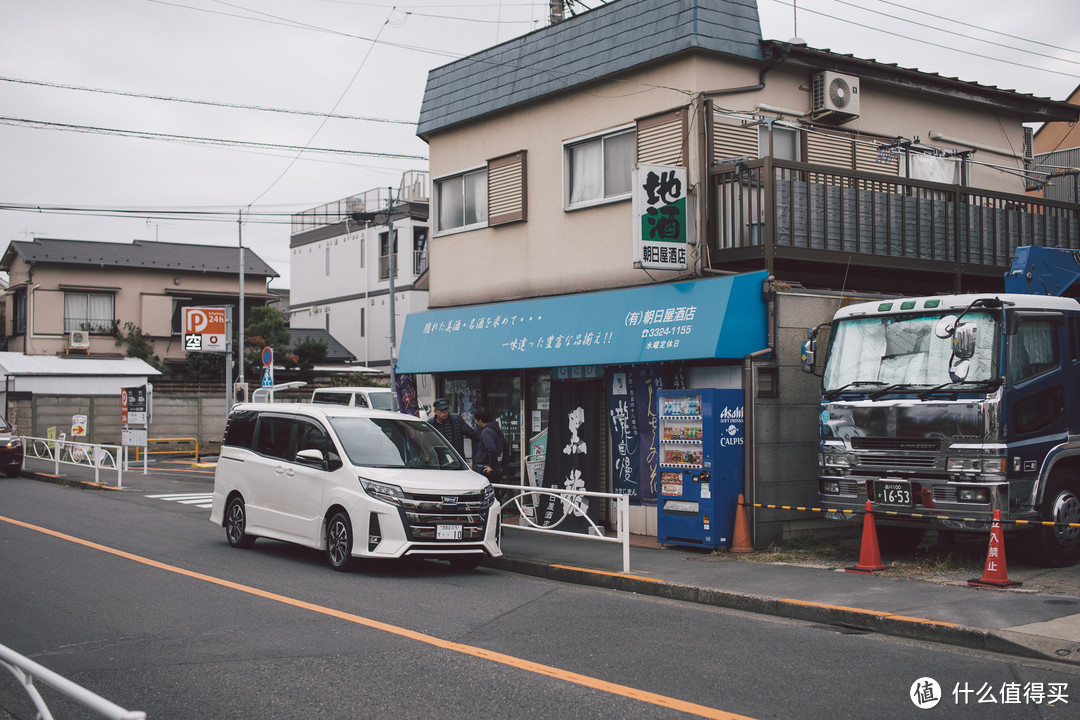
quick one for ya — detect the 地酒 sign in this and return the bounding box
[633,164,689,271]
[183,307,230,353]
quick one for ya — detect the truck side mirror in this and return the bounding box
[800,332,817,374]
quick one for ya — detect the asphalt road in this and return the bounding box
[2,477,1078,720]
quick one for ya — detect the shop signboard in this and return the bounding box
[633,163,689,271]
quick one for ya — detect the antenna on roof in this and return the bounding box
[790,0,806,45]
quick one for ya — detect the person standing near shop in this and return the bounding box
[474,408,508,483]
[430,398,480,460]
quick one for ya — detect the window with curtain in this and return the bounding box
[64,292,114,333]
[565,128,634,208]
[435,168,487,233]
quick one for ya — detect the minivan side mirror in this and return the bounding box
[296,448,327,469]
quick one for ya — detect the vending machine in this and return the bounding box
[656,388,744,549]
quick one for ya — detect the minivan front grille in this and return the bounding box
[398,490,492,542]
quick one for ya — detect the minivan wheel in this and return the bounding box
[225,497,256,549]
[326,512,355,571]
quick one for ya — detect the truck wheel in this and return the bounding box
[1034,469,1080,568]
[875,526,925,555]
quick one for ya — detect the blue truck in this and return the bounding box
[801,246,1080,566]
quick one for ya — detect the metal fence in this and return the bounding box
[21,436,124,487]
[0,641,145,720]
[493,483,632,573]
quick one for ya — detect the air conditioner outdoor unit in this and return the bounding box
[68,330,91,349]
[810,71,860,124]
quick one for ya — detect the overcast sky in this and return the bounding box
[2,0,1078,290]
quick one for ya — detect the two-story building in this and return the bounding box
[1,237,278,377]
[396,0,1079,542]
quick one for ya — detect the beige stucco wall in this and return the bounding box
[425,54,1038,310]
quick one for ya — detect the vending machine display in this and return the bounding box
[656,389,744,549]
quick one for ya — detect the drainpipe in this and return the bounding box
[742,276,776,547]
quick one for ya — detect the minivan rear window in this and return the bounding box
[223,410,258,449]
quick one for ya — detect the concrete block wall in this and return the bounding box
[11,390,228,458]
[748,288,885,547]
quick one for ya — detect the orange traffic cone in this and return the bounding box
[731,493,753,554]
[845,501,884,573]
[968,510,1021,589]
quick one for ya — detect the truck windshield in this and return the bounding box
[822,311,998,393]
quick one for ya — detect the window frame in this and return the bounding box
[63,291,115,334]
[563,125,636,211]
[433,166,488,236]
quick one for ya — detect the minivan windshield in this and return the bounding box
[328,416,468,470]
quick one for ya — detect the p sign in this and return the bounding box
[183,307,229,353]
[184,307,227,335]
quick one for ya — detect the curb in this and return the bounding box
[482,556,1080,667]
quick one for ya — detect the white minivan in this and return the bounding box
[209,403,502,571]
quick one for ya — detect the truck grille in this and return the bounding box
[857,454,938,469]
[851,437,940,452]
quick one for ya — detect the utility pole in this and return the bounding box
[386,188,399,411]
[238,210,245,387]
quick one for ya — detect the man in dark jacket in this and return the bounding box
[430,398,480,459]
[474,407,508,482]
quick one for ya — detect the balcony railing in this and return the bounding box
[710,158,1080,288]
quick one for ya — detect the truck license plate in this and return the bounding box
[874,480,913,506]
[437,524,463,540]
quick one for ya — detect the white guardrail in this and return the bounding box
[492,483,632,574]
[0,642,145,720]
[21,436,124,488]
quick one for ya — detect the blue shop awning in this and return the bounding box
[396,271,769,374]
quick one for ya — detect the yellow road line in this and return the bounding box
[0,514,754,720]
[781,598,959,628]
[549,564,662,583]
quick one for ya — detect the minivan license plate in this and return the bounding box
[874,480,913,506]
[437,524,463,540]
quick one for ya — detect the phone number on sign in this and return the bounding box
[641,325,693,338]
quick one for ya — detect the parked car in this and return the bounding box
[310,386,394,410]
[310,386,430,421]
[0,417,23,477]
[209,403,502,571]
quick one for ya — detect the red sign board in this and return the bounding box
[183,307,229,353]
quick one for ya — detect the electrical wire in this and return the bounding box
[0,76,415,125]
[0,115,428,160]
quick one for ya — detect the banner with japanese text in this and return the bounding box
[606,369,640,502]
[539,380,602,532]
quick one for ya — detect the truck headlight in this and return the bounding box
[822,480,841,494]
[823,453,851,468]
[947,458,981,473]
[360,478,405,506]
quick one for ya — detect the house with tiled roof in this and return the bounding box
[399,0,1080,543]
[0,237,278,377]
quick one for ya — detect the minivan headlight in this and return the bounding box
[360,478,405,506]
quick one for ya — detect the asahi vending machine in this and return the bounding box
[656,389,744,548]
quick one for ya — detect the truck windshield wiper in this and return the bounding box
[868,383,912,401]
[918,377,1001,399]
[822,381,884,400]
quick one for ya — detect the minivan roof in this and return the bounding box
[311,386,390,393]
[232,402,417,422]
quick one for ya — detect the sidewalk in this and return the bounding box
[21,458,1080,667]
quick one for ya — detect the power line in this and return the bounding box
[0,115,428,160]
[832,0,1080,69]
[0,76,415,125]
[769,0,1080,80]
